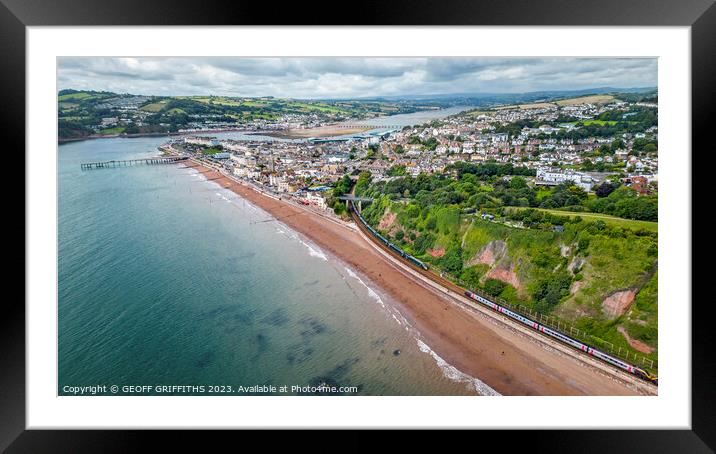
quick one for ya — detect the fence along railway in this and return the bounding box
[80,156,188,170]
[348,199,658,386]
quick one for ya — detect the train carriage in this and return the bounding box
[463,290,656,384]
[351,201,655,385]
[352,201,428,270]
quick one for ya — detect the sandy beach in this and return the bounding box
[184,161,644,396]
[258,125,372,139]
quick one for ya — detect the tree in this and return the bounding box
[595,181,618,198]
[332,200,347,217]
[460,265,487,289]
[581,159,595,171]
[483,278,507,296]
[423,137,438,151]
[354,171,372,196]
[332,175,352,197]
[509,176,528,189]
[532,272,572,313]
[440,243,463,274]
[577,236,591,254]
[413,233,435,254]
[387,165,407,177]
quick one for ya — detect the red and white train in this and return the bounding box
[463,290,658,385]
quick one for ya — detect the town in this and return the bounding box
[58,56,663,399]
[162,92,658,218]
[57,90,444,140]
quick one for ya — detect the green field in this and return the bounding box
[139,101,167,112]
[579,119,618,126]
[56,90,450,140]
[99,126,125,135]
[555,94,616,106]
[367,200,659,365]
[191,96,351,115]
[58,92,93,101]
[292,102,347,114]
[512,207,658,232]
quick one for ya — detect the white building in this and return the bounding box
[222,141,249,153]
[536,167,593,191]
[233,167,261,180]
[269,174,285,186]
[305,192,327,209]
[326,154,349,163]
[185,136,219,147]
[277,181,291,193]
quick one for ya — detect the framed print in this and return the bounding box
[5,0,713,449]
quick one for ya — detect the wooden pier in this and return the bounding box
[80,156,188,170]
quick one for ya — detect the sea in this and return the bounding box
[58,110,495,396]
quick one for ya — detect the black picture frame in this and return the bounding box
[4,0,712,450]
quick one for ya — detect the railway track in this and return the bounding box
[349,203,658,393]
[349,205,485,306]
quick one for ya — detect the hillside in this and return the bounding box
[57,87,657,141]
[355,171,658,367]
[56,90,425,140]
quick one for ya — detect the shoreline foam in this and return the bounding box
[180,161,640,396]
[194,167,497,394]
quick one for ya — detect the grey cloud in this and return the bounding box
[57,57,656,98]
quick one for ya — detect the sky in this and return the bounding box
[57,57,657,99]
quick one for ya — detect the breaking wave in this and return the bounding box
[416,339,501,396]
[344,267,386,308]
[297,238,328,261]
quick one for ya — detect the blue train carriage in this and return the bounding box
[352,200,429,271]
[407,254,429,270]
[388,243,402,254]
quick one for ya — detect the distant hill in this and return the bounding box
[57,86,657,140]
[338,87,657,107]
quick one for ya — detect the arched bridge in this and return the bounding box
[337,124,403,130]
[336,195,373,212]
[336,195,373,202]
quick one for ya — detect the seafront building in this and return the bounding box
[171,97,658,208]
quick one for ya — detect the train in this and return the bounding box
[463,290,658,385]
[350,201,429,270]
[350,200,657,386]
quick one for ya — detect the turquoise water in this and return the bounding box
[58,136,486,396]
